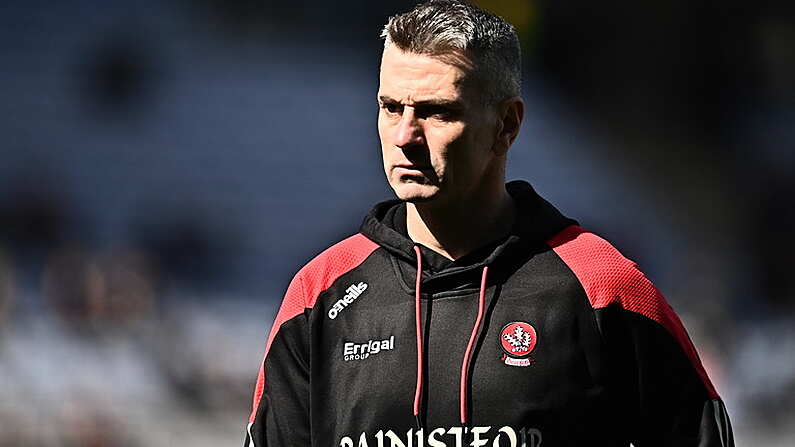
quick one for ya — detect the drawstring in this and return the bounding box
[411,245,490,427]
[413,246,424,427]
[460,266,488,425]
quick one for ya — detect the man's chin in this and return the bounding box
[391,184,440,203]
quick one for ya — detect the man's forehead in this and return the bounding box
[378,46,474,102]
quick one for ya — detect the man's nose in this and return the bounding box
[393,108,424,148]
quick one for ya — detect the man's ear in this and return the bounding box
[493,97,524,156]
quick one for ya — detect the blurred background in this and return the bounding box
[0,0,793,445]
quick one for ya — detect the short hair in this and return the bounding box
[381,0,521,105]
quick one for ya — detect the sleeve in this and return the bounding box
[594,298,734,447]
[243,272,311,447]
[549,226,734,446]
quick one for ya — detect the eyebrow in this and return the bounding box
[377,95,464,109]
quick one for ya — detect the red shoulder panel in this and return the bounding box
[548,225,718,399]
[249,233,379,422]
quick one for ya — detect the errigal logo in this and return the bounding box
[499,322,537,367]
[343,336,395,361]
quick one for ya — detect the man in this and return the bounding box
[244,1,733,446]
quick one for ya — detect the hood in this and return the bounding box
[360,180,578,295]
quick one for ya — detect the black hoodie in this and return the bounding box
[244,181,733,447]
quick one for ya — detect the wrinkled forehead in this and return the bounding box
[378,46,479,103]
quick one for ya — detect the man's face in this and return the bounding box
[377,46,498,204]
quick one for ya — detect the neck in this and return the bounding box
[406,183,515,260]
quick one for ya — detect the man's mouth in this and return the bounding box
[393,165,429,175]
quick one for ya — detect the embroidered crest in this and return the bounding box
[499,321,537,367]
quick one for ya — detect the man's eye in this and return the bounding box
[420,107,453,120]
[382,103,401,114]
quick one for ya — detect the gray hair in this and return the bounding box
[380,0,521,105]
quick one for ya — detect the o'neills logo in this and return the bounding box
[499,322,537,367]
[339,426,542,447]
[343,336,394,361]
[328,282,368,319]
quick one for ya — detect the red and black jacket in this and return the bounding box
[244,181,733,447]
